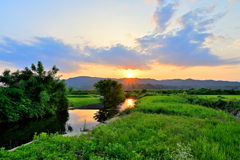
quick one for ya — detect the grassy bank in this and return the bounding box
[67,95,101,107]
[1,95,240,159]
[132,96,236,121]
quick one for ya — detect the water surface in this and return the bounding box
[0,98,136,149]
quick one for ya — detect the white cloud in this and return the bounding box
[228,39,240,49]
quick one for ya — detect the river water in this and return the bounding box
[0,98,136,150]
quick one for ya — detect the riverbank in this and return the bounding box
[68,103,104,110]
[67,94,101,107]
[1,95,240,159]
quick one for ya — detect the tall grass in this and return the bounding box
[1,95,240,159]
[134,96,236,121]
[0,132,87,160]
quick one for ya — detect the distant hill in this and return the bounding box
[64,76,240,90]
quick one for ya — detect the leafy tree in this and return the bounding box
[68,86,74,95]
[0,61,69,122]
[94,79,125,108]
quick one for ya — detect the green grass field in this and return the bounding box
[2,95,240,159]
[198,95,240,100]
[133,96,236,121]
[67,94,101,107]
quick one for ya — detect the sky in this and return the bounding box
[0,0,240,81]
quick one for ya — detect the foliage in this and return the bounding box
[94,79,125,108]
[178,91,188,98]
[124,89,158,99]
[186,95,240,113]
[0,132,86,159]
[1,95,240,159]
[68,86,74,95]
[0,88,31,122]
[134,92,240,115]
[67,95,101,107]
[123,83,240,90]
[141,88,240,95]
[71,90,98,95]
[133,96,235,121]
[141,88,147,93]
[0,61,69,122]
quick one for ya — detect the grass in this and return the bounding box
[67,94,101,107]
[198,95,240,100]
[133,96,236,121]
[0,132,87,159]
[1,95,240,159]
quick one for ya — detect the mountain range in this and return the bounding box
[64,76,240,90]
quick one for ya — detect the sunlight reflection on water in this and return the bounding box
[0,99,137,149]
[119,98,137,111]
[66,110,99,133]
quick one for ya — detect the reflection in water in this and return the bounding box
[66,110,99,134]
[66,123,73,132]
[0,111,69,150]
[0,99,136,150]
[94,109,120,122]
[128,99,133,105]
[119,98,136,111]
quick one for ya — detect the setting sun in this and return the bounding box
[128,73,133,78]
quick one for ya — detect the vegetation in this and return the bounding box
[94,79,125,108]
[198,95,240,99]
[132,96,236,121]
[1,101,240,159]
[68,86,74,95]
[0,132,86,159]
[71,90,98,95]
[1,89,240,159]
[125,89,240,115]
[68,95,101,107]
[139,88,240,95]
[0,61,69,122]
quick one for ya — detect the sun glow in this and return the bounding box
[127,99,133,106]
[128,73,133,78]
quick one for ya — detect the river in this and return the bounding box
[0,98,136,150]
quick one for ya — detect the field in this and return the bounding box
[67,95,101,107]
[1,95,240,159]
[198,95,240,100]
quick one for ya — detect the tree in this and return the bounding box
[0,61,69,122]
[94,79,125,108]
[68,86,74,95]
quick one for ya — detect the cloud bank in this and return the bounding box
[0,0,239,73]
[0,37,81,72]
[137,3,237,67]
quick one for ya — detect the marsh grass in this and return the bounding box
[67,94,101,107]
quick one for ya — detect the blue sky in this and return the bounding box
[0,0,240,80]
